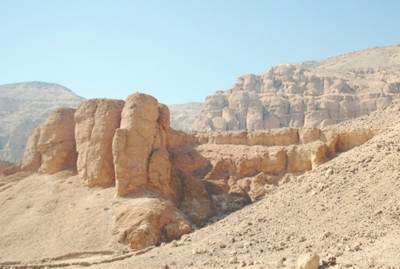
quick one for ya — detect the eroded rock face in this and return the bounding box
[176,127,377,210]
[193,46,400,131]
[75,99,124,187]
[112,94,177,201]
[20,108,77,174]
[114,197,191,250]
[9,92,380,252]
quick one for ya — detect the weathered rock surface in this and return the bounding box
[75,99,124,187]
[112,94,177,201]
[20,107,77,174]
[5,92,379,253]
[0,82,83,162]
[173,127,376,208]
[114,197,191,250]
[193,45,400,131]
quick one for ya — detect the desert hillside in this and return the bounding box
[169,102,202,131]
[0,82,83,162]
[0,93,399,268]
[194,45,400,131]
[103,100,400,269]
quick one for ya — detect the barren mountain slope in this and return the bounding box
[92,101,400,268]
[194,45,400,132]
[169,102,202,131]
[0,81,83,162]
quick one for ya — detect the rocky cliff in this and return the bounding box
[0,81,83,162]
[193,45,400,131]
[3,92,379,253]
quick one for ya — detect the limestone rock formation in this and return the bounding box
[19,108,77,174]
[193,45,400,131]
[0,81,83,162]
[75,99,124,187]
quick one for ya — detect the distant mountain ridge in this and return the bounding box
[0,81,83,162]
[169,102,202,131]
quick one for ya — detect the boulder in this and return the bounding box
[114,197,191,250]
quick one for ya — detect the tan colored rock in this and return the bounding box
[19,127,41,172]
[168,143,214,224]
[297,253,320,269]
[113,197,191,250]
[113,93,159,196]
[336,128,376,152]
[75,99,124,187]
[112,94,177,201]
[193,46,400,131]
[20,108,77,174]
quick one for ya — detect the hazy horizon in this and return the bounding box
[1,0,400,105]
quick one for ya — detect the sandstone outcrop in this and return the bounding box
[112,94,177,201]
[9,92,379,251]
[19,107,77,174]
[193,45,400,131]
[75,99,124,187]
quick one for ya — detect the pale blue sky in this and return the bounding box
[1,0,400,104]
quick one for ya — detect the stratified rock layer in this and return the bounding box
[193,46,400,131]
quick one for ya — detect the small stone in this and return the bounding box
[335,251,343,257]
[229,256,238,264]
[297,253,320,269]
[352,242,362,251]
[322,231,332,239]
[277,258,285,267]
[367,258,375,267]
